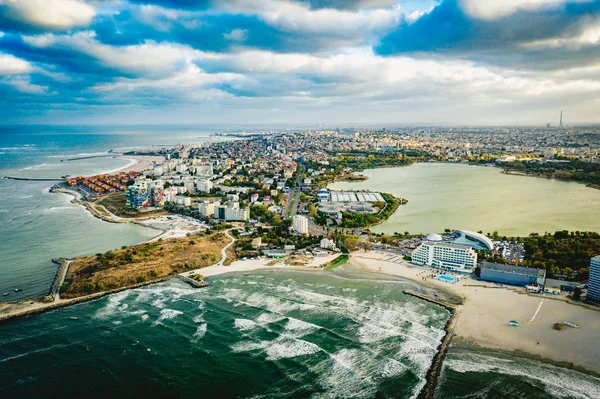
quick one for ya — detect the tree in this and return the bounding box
[344,236,359,251]
[573,287,582,301]
[361,240,371,251]
[474,266,481,278]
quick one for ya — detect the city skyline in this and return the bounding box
[1,0,600,125]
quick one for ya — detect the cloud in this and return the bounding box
[20,31,206,77]
[0,52,33,75]
[0,0,95,31]
[460,0,594,20]
[0,0,598,124]
[376,0,600,69]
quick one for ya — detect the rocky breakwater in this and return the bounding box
[176,274,209,288]
[403,290,460,399]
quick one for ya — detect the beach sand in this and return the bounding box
[116,155,164,173]
[349,250,600,374]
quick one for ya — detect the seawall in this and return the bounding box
[403,290,458,399]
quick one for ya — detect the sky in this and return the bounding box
[0,0,599,125]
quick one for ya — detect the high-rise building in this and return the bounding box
[411,242,477,273]
[214,202,250,221]
[588,255,600,302]
[292,215,308,235]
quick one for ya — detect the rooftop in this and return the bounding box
[482,262,544,278]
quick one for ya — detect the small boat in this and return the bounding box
[2,293,8,297]
[509,320,519,327]
[14,288,22,292]
[70,317,78,320]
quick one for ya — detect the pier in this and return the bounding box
[403,290,459,399]
[3,176,63,182]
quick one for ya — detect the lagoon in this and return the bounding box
[328,163,600,237]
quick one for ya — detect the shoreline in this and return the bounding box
[1,251,598,396]
[0,254,340,324]
[347,250,600,375]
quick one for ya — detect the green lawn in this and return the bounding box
[323,254,349,271]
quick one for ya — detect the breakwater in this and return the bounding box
[176,274,209,288]
[403,290,459,399]
[45,258,71,302]
[0,273,210,326]
[3,176,63,182]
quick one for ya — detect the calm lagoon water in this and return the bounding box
[329,163,600,237]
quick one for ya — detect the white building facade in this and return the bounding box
[412,242,477,273]
[198,201,216,217]
[195,179,213,193]
[292,215,308,235]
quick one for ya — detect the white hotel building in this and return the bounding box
[412,241,477,273]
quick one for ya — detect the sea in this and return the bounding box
[0,125,227,302]
[1,125,600,398]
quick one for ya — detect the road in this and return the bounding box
[283,164,304,220]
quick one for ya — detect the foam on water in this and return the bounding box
[444,352,600,399]
[234,318,258,331]
[153,308,183,325]
[192,324,207,342]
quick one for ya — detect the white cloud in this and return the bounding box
[93,61,242,93]
[4,75,47,94]
[0,53,33,75]
[460,0,593,20]
[223,28,248,42]
[221,0,401,36]
[0,0,95,30]
[22,31,213,76]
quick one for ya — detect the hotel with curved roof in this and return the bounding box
[452,230,494,251]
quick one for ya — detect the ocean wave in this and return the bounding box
[231,336,321,361]
[19,163,49,171]
[153,308,183,325]
[19,195,33,199]
[94,291,131,319]
[234,318,258,331]
[193,313,205,323]
[444,352,600,399]
[192,323,207,342]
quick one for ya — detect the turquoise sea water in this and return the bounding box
[0,271,450,398]
[2,271,598,399]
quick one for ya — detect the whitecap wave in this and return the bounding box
[192,323,207,342]
[234,318,258,331]
[153,308,183,325]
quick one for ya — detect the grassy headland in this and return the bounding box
[60,232,230,298]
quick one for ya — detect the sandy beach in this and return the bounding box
[115,155,164,173]
[349,250,600,374]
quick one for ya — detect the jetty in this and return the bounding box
[176,274,209,288]
[403,290,459,399]
[3,176,63,182]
